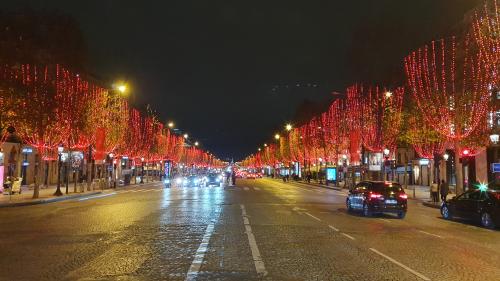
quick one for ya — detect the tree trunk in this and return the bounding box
[455,145,464,195]
[32,159,40,199]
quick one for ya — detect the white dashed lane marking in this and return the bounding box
[240,204,267,277]
[369,248,431,281]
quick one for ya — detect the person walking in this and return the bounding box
[440,179,449,202]
[430,181,439,203]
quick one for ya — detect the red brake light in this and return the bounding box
[399,194,408,199]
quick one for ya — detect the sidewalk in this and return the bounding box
[0,183,103,208]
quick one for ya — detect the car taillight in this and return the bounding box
[370,193,383,199]
[399,194,408,199]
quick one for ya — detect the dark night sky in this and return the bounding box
[1,0,483,160]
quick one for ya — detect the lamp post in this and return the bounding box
[383,148,390,181]
[109,153,115,188]
[54,144,64,196]
[141,157,145,184]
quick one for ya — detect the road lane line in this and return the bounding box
[78,192,116,201]
[186,223,216,281]
[341,233,355,240]
[254,187,261,191]
[240,204,267,277]
[328,225,339,232]
[418,230,443,238]
[305,212,322,221]
[369,248,431,281]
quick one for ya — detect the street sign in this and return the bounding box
[22,147,33,154]
[492,163,500,173]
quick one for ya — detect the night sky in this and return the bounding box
[2,0,482,160]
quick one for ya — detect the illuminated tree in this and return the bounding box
[405,36,491,193]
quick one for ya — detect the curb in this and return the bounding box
[422,201,442,209]
[0,191,102,208]
[292,181,344,191]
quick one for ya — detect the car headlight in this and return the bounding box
[176,178,183,184]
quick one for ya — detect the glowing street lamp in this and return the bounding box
[183,133,189,139]
[264,143,268,147]
[383,148,390,157]
[194,141,199,146]
[443,153,449,161]
[168,121,175,128]
[275,134,280,140]
[285,124,292,131]
[258,148,261,151]
[385,91,393,98]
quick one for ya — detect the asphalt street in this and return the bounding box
[0,178,498,281]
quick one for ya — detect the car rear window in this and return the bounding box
[371,183,404,192]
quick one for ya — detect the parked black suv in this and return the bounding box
[346,181,408,218]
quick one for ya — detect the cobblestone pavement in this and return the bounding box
[0,178,498,281]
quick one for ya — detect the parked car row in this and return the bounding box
[346,180,499,229]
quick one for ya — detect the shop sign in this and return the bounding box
[492,163,500,173]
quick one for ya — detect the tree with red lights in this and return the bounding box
[405,36,491,193]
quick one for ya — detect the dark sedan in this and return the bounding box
[346,181,408,219]
[441,189,500,229]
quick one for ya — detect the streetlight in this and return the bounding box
[264,143,267,147]
[183,133,189,139]
[285,124,292,131]
[385,91,393,98]
[443,153,449,161]
[275,134,280,140]
[109,153,115,188]
[194,141,199,146]
[54,143,64,196]
[141,157,145,184]
[383,148,390,181]
[258,148,261,151]
[168,121,174,128]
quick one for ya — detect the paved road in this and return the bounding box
[0,178,498,281]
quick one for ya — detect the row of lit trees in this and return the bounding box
[242,0,498,194]
[0,63,223,197]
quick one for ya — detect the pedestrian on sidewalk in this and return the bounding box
[440,179,449,202]
[430,181,439,202]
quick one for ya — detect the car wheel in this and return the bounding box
[346,199,353,212]
[363,203,371,217]
[441,205,452,220]
[397,211,406,219]
[481,212,495,229]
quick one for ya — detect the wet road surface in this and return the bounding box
[0,178,498,281]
